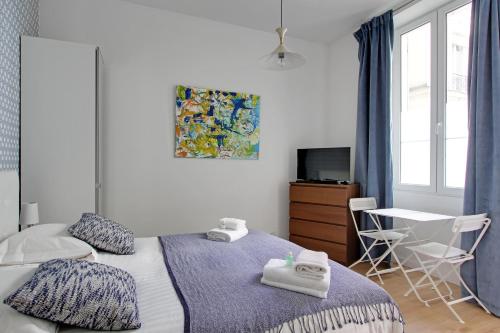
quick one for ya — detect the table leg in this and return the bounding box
[366,214,429,302]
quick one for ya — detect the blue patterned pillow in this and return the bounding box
[68,213,135,254]
[4,259,141,331]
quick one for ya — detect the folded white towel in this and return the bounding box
[261,259,330,298]
[207,227,248,242]
[293,249,329,280]
[218,217,246,230]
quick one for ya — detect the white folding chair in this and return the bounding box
[404,213,491,323]
[349,197,409,284]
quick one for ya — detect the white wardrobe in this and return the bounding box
[21,36,103,223]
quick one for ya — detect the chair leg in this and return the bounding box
[452,264,491,315]
[348,259,362,269]
[349,239,376,268]
[408,253,444,305]
[446,299,466,324]
[349,253,367,269]
[364,242,385,285]
[417,255,465,323]
[365,241,393,277]
[367,234,409,286]
[410,262,455,299]
[366,214,404,276]
[350,237,385,284]
[400,254,412,267]
[434,269,454,299]
[365,228,412,294]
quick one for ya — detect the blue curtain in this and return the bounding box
[353,11,394,256]
[462,0,500,316]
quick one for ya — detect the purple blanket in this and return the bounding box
[159,230,403,333]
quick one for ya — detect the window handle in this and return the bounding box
[436,122,443,135]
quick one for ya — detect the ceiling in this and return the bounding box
[122,0,398,43]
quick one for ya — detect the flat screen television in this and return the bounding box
[297,147,351,182]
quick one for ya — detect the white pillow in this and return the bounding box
[0,264,57,333]
[14,223,69,237]
[0,224,97,266]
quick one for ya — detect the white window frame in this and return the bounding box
[393,12,438,193]
[393,0,471,196]
[437,0,470,196]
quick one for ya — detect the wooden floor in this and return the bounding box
[352,263,500,333]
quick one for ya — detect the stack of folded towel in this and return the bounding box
[206,218,248,242]
[261,249,330,298]
[294,249,329,280]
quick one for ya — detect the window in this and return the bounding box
[394,0,472,195]
[400,22,432,186]
[444,4,470,189]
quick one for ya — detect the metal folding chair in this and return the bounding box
[349,197,408,284]
[404,213,491,323]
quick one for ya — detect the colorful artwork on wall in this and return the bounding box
[175,85,260,159]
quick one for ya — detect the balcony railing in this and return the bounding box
[449,74,467,93]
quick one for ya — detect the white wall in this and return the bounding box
[325,34,359,179]
[38,0,329,237]
[325,29,463,275]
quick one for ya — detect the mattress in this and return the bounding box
[2,237,403,333]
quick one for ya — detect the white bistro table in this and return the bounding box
[362,208,455,298]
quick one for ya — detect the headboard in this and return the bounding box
[0,170,19,242]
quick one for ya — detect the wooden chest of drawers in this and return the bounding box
[289,182,360,265]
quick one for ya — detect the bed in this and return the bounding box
[0,171,404,333]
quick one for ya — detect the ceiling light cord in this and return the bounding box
[281,0,283,28]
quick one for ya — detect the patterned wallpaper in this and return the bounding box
[0,0,38,171]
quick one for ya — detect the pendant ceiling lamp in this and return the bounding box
[259,0,306,71]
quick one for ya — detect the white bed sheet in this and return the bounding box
[60,237,403,333]
[60,237,184,333]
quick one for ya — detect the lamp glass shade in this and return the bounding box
[20,202,39,226]
[259,27,306,71]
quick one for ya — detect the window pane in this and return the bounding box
[401,142,431,185]
[445,138,468,188]
[445,3,471,189]
[400,23,431,186]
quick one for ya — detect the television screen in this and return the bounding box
[297,147,351,182]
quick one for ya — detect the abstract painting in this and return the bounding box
[175,85,260,159]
